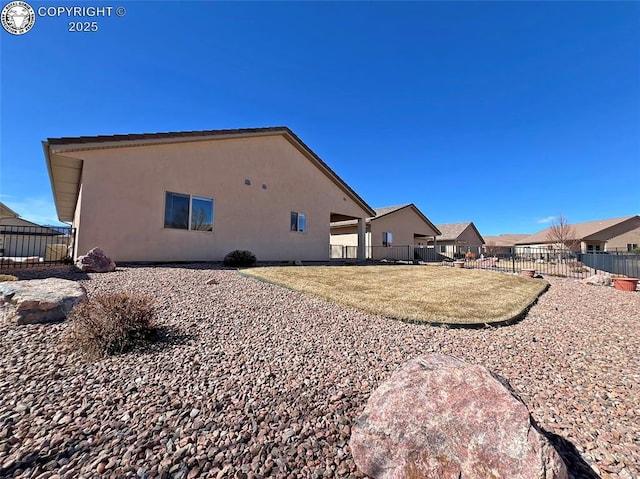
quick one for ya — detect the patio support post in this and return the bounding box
[357,218,366,262]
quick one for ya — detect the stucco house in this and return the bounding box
[329,203,441,260]
[482,234,530,256]
[429,222,485,259]
[44,127,375,263]
[515,215,640,253]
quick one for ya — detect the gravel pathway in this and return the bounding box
[1,265,638,479]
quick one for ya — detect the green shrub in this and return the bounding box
[65,292,157,359]
[0,274,18,282]
[632,247,640,254]
[223,250,257,267]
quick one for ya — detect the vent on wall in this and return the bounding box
[245,179,251,185]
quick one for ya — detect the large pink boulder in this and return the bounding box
[75,247,116,273]
[350,354,568,479]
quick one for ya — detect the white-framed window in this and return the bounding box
[439,244,447,253]
[290,211,306,233]
[628,244,638,252]
[382,232,393,247]
[164,192,214,232]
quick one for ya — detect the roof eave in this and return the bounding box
[45,127,375,221]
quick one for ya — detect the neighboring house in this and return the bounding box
[429,222,485,259]
[482,234,530,256]
[515,215,640,253]
[330,203,441,260]
[44,127,375,262]
[0,202,70,260]
[1,202,36,227]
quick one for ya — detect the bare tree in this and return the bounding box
[546,213,580,261]
[191,208,212,231]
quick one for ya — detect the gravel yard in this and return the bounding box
[1,264,639,479]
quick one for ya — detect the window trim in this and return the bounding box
[164,191,214,233]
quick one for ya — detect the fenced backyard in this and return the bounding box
[440,248,640,279]
[0,225,75,269]
[330,244,640,279]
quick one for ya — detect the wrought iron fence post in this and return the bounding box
[511,255,515,273]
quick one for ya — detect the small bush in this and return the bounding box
[223,250,257,267]
[0,274,18,282]
[65,292,157,359]
[632,247,640,254]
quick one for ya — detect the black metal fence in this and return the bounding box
[329,244,639,279]
[0,225,75,269]
[444,247,640,280]
[330,244,439,262]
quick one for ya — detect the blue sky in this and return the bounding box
[1,1,639,235]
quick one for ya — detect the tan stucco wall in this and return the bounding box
[369,207,438,248]
[67,135,369,262]
[330,231,362,248]
[456,225,484,250]
[605,227,640,250]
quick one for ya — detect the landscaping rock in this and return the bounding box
[0,278,87,325]
[75,247,116,273]
[350,354,568,479]
[581,274,612,287]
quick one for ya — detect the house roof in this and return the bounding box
[330,203,441,235]
[44,126,375,222]
[515,215,640,245]
[435,222,485,244]
[373,204,411,219]
[0,202,19,219]
[330,205,409,227]
[483,234,531,247]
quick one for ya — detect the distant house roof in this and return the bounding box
[331,203,441,235]
[435,221,485,244]
[0,201,18,218]
[515,216,640,245]
[44,126,375,222]
[483,234,531,247]
[0,202,60,231]
[0,202,19,219]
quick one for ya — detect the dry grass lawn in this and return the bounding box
[242,265,549,325]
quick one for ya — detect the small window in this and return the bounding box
[439,244,447,253]
[382,232,393,247]
[628,244,638,252]
[165,192,213,232]
[291,211,306,233]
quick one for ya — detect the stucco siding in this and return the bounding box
[68,135,368,262]
[369,207,437,248]
[606,226,640,250]
[330,232,361,248]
